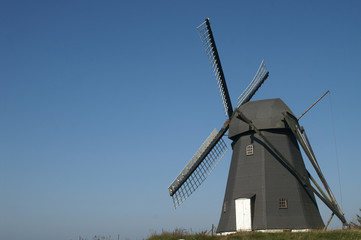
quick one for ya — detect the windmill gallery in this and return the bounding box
[168,19,346,234]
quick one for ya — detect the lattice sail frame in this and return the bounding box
[237,60,269,107]
[168,129,228,208]
[197,20,233,117]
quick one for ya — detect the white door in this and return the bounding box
[235,198,252,231]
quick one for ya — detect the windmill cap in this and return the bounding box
[228,98,296,139]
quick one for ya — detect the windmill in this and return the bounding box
[168,18,347,233]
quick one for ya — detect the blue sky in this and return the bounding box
[1,1,361,240]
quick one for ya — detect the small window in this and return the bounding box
[246,144,254,156]
[223,201,227,212]
[279,198,288,209]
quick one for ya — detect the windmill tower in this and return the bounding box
[168,18,346,233]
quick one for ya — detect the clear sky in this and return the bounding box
[1,1,361,240]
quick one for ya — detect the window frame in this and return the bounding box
[279,198,288,209]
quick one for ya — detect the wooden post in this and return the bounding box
[323,212,334,231]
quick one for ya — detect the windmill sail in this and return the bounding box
[237,60,269,107]
[168,122,229,208]
[197,18,233,118]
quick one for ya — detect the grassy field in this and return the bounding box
[147,230,361,240]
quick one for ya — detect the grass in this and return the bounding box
[147,229,361,240]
